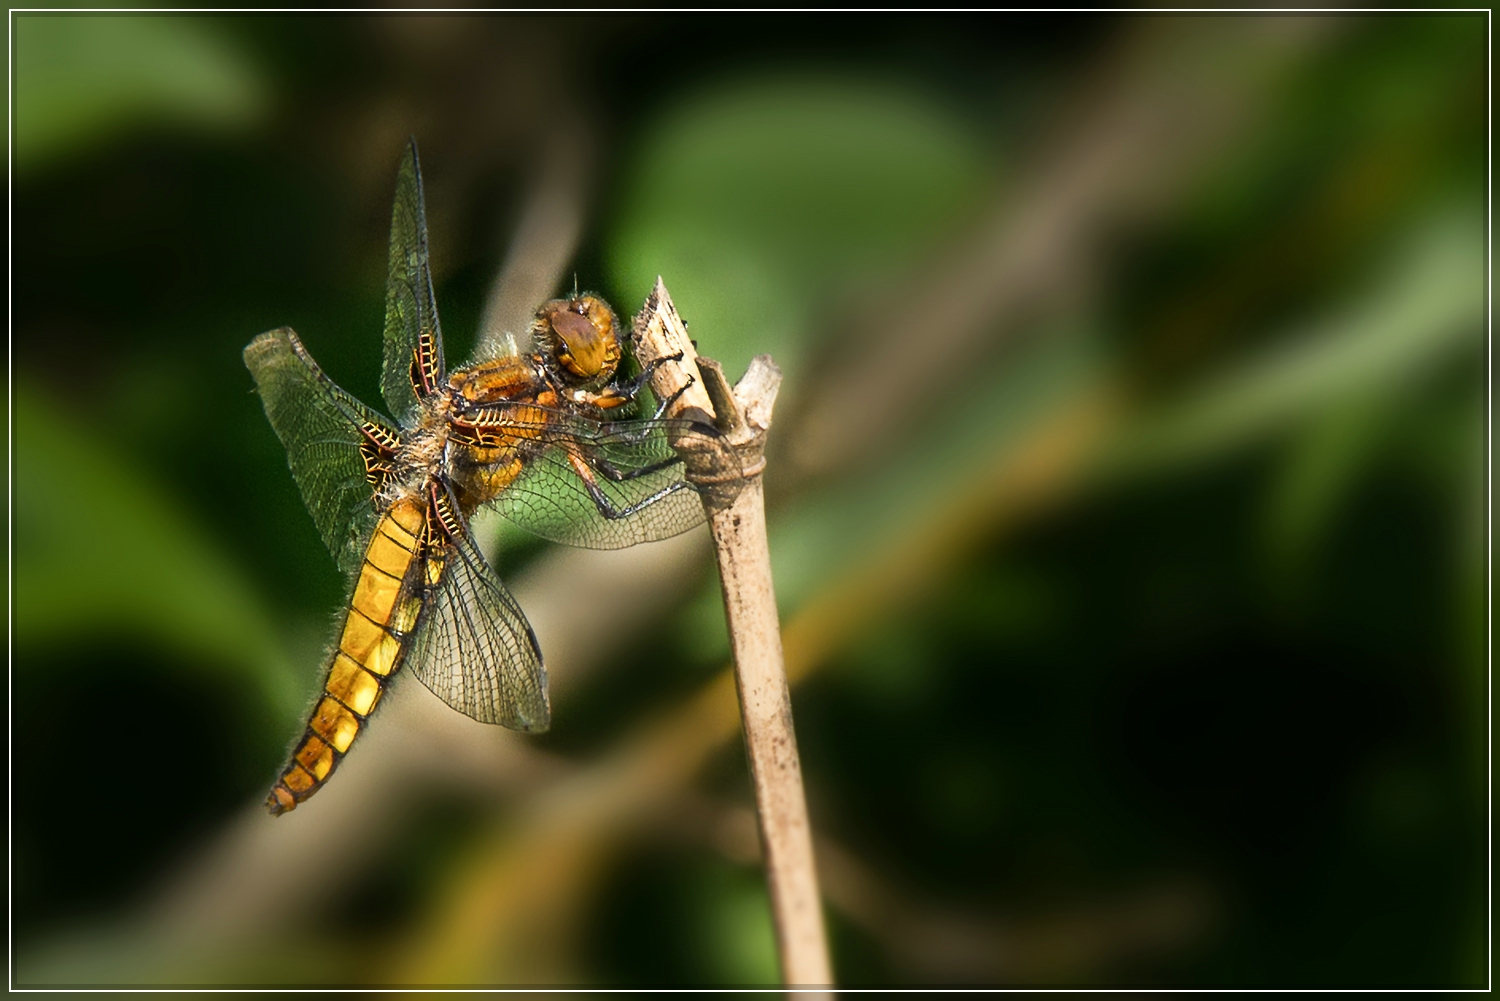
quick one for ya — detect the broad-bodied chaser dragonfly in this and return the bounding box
[245,141,720,815]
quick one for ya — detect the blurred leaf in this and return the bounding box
[1260,389,1394,584]
[608,74,990,381]
[680,327,1105,664]
[773,329,1102,612]
[13,381,301,720]
[1104,211,1483,478]
[693,866,779,985]
[14,14,267,170]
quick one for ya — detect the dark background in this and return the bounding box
[11,12,1488,987]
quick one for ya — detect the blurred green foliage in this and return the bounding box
[609,75,988,379]
[15,15,266,171]
[13,384,300,715]
[10,12,1486,988]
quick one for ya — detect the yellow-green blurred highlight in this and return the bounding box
[10,12,1486,987]
[14,15,266,172]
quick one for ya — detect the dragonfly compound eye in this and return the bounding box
[539,295,621,383]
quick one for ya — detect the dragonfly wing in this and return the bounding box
[381,139,446,423]
[407,531,549,731]
[483,411,727,549]
[244,327,394,576]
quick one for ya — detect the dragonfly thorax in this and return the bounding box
[447,353,549,407]
[380,399,452,503]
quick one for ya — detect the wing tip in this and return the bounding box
[243,326,296,369]
[245,325,289,349]
[402,135,422,180]
[509,687,552,734]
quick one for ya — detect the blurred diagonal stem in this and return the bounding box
[631,279,833,989]
[475,119,590,358]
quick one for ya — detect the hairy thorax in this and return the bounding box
[384,396,452,507]
[423,354,564,513]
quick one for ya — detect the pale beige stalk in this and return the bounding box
[633,279,833,989]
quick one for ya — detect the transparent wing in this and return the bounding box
[244,327,394,576]
[407,531,550,731]
[381,138,446,423]
[477,407,730,549]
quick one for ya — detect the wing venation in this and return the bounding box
[407,531,549,730]
[381,139,446,422]
[244,327,395,575]
[474,407,727,549]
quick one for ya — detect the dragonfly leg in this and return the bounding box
[596,373,696,447]
[584,352,689,415]
[566,446,696,519]
[647,375,693,422]
[592,477,695,520]
[591,452,684,483]
[614,350,684,403]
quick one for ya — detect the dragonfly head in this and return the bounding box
[534,294,622,387]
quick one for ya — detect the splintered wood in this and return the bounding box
[632,279,833,989]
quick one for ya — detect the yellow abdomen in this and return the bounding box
[267,497,427,815]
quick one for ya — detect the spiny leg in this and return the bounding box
[647,376,693,421]
[586,352,691,422]
[590,451,684,483]
[594,372,699,450]
[615,350,684,404]
[565,445,696,520]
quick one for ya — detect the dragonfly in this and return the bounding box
[245,140,722,815]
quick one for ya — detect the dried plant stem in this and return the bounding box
[710,454,831,985]
[633,279,833,989]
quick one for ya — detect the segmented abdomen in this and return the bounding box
[266,496,427,815]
